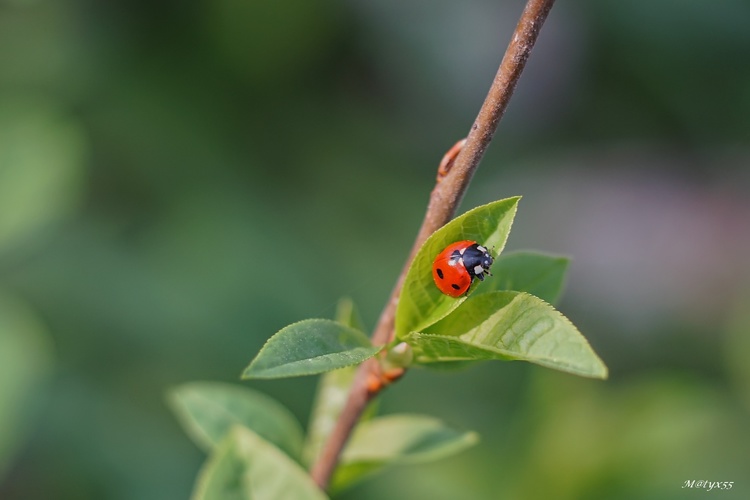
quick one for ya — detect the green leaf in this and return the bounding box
[408,291,608,379]
[242,319,381,379]
[303,367,356,467]
[482,251,570,304]
[342,414,479,464]
[192,426,328,500]
[169,382,304,460]
[395,197,520,340]
[334,297,367,333]
[332,414,478,492]
[0,293,53,478]
[303,299,378,467]
[0,96,88,252]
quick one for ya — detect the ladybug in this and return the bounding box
[432,240,494,297]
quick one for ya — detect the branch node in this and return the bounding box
[437,138,467,182]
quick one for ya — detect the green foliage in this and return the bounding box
[3,1,748,498]
[0,94,75,484]
[503,373,750,500]
[332,414,478,492]
[724,294,750,412]
[483,251,570,304]
[192,426,328,500]
[407,291,607,378]
[173,295,481,498]
[242,319,381,379]
[303,366,358,467]
[171,197,608,497]
[331,297,367,333]
[172,197,607,497]
[0,294,52,478]
[169,382,305,460]
[393,198,606,378]
[303,299,381,467]
[0,96,87,252]
[395,197,519,338]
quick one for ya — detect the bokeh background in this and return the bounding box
[2,0,750,498]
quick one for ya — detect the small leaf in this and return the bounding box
[242,319,381,379]
[0,96,88,252]
[303,366,357,467]
[169,382,304,460]
[395,197,520,340]
[342,414,478,464]
[0,293,53,477]
[192,426,328,500]
[332,414,478,492]
[408,291,607,379]
[304,299,377,467]
[334,297,367,333]
[483,251,570,304]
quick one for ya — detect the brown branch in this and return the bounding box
[310,0,557,489]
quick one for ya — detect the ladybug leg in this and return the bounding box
[471,264,487,281]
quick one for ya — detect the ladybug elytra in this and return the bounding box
[431,240,494,297]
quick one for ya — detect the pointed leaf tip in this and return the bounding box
[408,291,608,379]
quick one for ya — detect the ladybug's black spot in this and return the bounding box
[436,268,444,279]
[451,284,461,290]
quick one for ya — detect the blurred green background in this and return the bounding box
[1,0,749,498]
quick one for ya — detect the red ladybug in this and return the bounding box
[432,240,494,297]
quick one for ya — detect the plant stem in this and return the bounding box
[310,0,557,489]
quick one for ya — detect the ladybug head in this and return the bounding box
[462,243,494,281]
